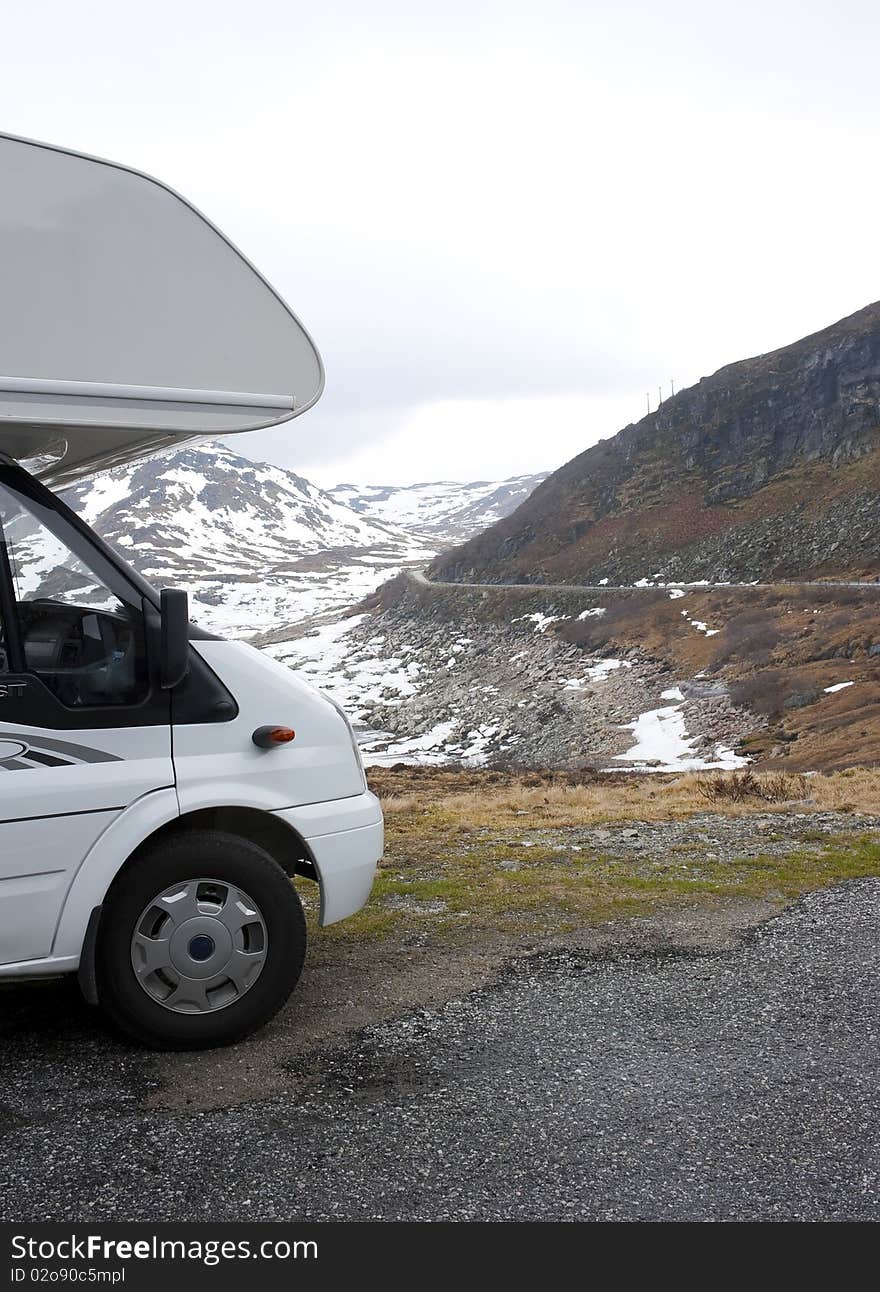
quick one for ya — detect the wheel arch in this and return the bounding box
[135,806,318,883]
[54,793,318,965]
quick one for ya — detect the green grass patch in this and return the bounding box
[313,825,880,945]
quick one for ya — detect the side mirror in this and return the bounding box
[160,588,190,690]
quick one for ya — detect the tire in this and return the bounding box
[96,829,307,1049]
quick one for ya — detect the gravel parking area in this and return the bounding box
[2,880,879,1220]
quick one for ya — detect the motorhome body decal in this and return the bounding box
[0,732,122,769]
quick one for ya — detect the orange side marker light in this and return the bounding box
[252,726,296,748]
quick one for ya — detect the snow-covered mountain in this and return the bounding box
[60,447,548,639]
[328,474,548,544]
[65,444,435,638]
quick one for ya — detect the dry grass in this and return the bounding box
[695,770,809,804]
[297,765,880,947]
[372,766,880,830]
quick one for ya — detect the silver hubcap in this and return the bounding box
[130,878,268,1014]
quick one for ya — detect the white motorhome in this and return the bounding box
[0,134,382,1047]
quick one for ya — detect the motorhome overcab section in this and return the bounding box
[0,134,382,1047]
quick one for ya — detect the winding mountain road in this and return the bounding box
[408,569,880,594]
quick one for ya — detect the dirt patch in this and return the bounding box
[149,894,779,1113]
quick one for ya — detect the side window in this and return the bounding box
[0,482,150,709]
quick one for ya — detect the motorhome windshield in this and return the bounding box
[0,475,149,708]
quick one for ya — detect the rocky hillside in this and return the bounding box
[329,473,548,544]
[258,572,880,773]
[430,302,880,586]
[258,576,757,771]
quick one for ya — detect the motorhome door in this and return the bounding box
[0,468,173,966]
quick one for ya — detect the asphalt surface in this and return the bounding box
[2,881,880,1221]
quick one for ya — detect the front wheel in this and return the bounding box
[96,830,307,1049]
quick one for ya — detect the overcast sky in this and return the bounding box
[3,1,879,486]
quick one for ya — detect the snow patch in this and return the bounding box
[681,609,720,637]
[612,702,748,773]
[660,686,685,701]
[361,721,458,767]
[512,612,562,633]
[587,658,630,681]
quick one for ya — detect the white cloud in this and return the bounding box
[299,392,635,486]
[1,0,878,484]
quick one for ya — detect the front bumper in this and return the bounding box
[273,791,383,926]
